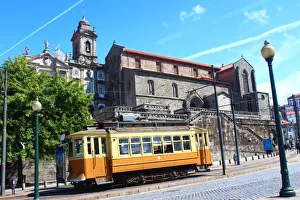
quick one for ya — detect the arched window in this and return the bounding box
[148,80,154,95]
[172,83,178,97]
[251,70,256,91]
[85,41,91,52]
[242,70,250,94]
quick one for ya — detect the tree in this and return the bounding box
[0,56,94,162]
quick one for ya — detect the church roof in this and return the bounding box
[53,46,65,62]
[123,48,222,70]
[80,15,89,24]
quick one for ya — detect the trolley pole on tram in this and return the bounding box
[211,65,226,175]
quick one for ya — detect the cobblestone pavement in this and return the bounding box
[109,162,300,200]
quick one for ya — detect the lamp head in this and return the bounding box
[32,97,42,112]
[261,40,275,60]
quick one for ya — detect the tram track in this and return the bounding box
[2,151,299,200]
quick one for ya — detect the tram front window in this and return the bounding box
[75,139,83,156]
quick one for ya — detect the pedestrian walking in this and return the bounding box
[296,139,300,154]
[233,154,237,165]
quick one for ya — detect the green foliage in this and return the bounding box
[0,56,94,162]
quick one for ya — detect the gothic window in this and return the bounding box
[242,70,250,94]
[172,83,178,97]
[251,70,256,91]
[85,41,91,52]
[148,80,155,95]
[173,65,179,75]
[135,58,141,69]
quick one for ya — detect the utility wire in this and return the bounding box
[0,0,84,58]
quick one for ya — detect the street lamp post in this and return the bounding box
[261,40,295,197]
[230,88,240,165]
[211,65,226,175]
[1,69,7,196]
[32,98,42,200]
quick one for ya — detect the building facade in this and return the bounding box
[26,17,271,121]
[26,16,108,110]
[104,44,270,120]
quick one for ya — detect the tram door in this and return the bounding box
[196,132,206,166]
[93,137,109,180]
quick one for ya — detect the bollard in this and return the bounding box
[258,155,260,159]
[44,181,47,188]
[252,156,254,160]
[22,183,26,190]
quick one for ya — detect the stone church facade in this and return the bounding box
[103,43,270,119]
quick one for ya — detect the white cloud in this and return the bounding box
[212,0,272,23]
[257,71,300,105]
[183,20,300,60]
[244,9,269,24]
[273,33,300,69]
[180,5,205,22]
[162,21,168,27]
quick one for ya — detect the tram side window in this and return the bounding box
[94,138,100,155]
[163,136,173,153]
[131,137,141,155]
[173,136,182,151]
[119,138,129,155]
[75,139,83,156]
[101,138,107,155]
[68,142,73,157]
[153,136,163,154]
[142,137,152,154]
[183,136,191,151]
[87,137,92,155]
[199,134,203,148]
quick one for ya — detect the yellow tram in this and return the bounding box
[67,124,212,187]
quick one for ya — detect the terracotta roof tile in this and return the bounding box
[286,111,295,115]
[218,64,234,73]
[123,48,222,70]
[281,120,291,125]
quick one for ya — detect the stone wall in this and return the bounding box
[194,111,276,162]
[22,159,57,184]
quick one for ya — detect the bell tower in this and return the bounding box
[71,16,98,65]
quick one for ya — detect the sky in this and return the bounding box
[0,0,299,105]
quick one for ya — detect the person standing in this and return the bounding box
[296,139,300,154]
